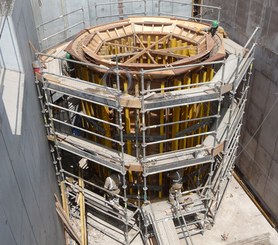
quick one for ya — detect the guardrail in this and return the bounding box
[36,7,85,51]
[158,0,221,23]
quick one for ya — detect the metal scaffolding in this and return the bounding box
[33,6,260,245]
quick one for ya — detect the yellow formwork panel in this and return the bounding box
[147,35,151,64]
[170,38,177,63]
[182,42,189,56]
[189,44,197,57]
[205,67,214,133]
[93,74,112,148]
[197,71,207,144]
[190,73,200,146]
[121,38,126,54]
[101,107,112,148]
[172,79,181,151]
[127,37,132,53]
[177,40,182,55]
[124,80,132,154]
[72,53,217,200]
[207,66,214,80]
[81,66,89,81]
[181,76,191,149]
[155,36,159,63]
[140,35,144,63]
[115,40,119,55]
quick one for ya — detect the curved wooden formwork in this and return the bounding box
[65,16,225,76]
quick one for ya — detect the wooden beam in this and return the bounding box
[134,33,158,64]
[79,168,87,245]
[124,33,171,63]
[55,194,81,244]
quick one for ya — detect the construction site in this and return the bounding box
[1,1,278,245]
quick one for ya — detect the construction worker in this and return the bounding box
[201,20,219,37]
[210,20,219,37]
[104,171,121,206]
[168,169,184,206]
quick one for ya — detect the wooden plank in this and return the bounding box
[156,219,180,245]
[42,73,141,109]
[49,133,142,172]
[78,169,87,245]
[124,33,171,63]
[55,194,82,244]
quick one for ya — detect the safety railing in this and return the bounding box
[36,50,228,163]
[158,0,221,23]
[36,36,255,165]
[225,26,260,85]
[94,0,147,24]
[36,7,85,51]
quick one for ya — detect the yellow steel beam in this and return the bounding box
[81,66,89,82]
[189,73,199,146]
[155,36,159,63]
[170,38,177,63]
[182,42,189,56]
[147,35,151,64]
[140,35,144,63]
[177,40,182,55]
[189,44,196,57]
[163,39,167,64]
[172,79,181,151]
[197,71,207,144]
[181,76,191,149]
[205,67,214,132]
[115,40,119,54]
[124,80,132,154]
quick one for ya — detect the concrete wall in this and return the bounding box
[30,0,193,50]
[0,0,64,244]
[204,0,278,224]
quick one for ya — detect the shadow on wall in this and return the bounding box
[0,16,24,135]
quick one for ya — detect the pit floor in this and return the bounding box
[191,177,278,245]
[83,176,278,244]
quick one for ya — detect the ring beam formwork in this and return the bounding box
[35,16,259,245]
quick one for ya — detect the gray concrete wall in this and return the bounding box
[204,0,278,224]
[0,0,64,244]
[30,0,193,50]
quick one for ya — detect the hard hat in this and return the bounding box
[66,53,71,59]
[212,20,219,28]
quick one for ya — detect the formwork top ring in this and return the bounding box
[65,16,225,77]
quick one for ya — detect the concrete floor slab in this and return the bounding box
[191,177,278,245]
